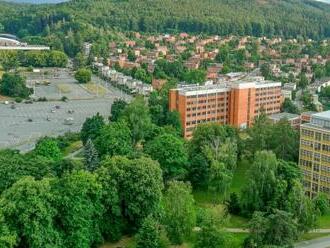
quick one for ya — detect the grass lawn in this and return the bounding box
[100,236,134,248]
[231,233,249,247]
[83,83,107,96]
[57,84,72,93]
[63,141,83,157]
[225,215,249,228]
[317,212,330,228]
[194,159,250,206]
[230,159,250,194]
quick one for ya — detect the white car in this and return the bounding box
[64,118,74,125]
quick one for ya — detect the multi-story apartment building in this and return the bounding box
[299,111,330,198]
[169,77,282,138]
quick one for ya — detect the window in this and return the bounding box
[302,129,314,137]
[324,134,330,142]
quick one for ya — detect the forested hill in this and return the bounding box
[0,0,330,39]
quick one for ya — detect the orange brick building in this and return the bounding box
[169,79,282,138]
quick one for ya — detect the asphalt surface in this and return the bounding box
[0,68,132,152]
[0,99,113,152]
[295,235,330,248]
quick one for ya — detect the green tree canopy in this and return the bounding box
[247,210,299,247]
[51,171,103,248]
[0,177,61,248]
[75,68,92,84]
[80,113,105,145]
[0,150,53,193]
[0,73,31,98]
[145,133,188,181]
[95,121,133,157]
[100,156,163,230]
[135,216,168,248]
[163,181,196,245]
[110,99,127,122]
[120,97,152,145]
[34,137,62,162]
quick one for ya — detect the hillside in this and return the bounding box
[0,0,330,40]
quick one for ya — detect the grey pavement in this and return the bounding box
[295,235,330,248]
[25,68,94,100]
[92,74,132,102]
[0,99,114,152]
[0,68,132,152]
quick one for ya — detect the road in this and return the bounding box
[225,228,330,248]
[295,236,330,248]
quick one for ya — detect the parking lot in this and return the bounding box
[0,99,114,152]
[25,68,96,100]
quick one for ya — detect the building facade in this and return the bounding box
[299,111,330,198]
[169,77,282,138]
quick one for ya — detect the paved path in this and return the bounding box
[65,147,84,159]
[225,228,330,248]
[224,228,330,234]
[295,236,330,248]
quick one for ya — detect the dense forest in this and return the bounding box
[0,0,330,43]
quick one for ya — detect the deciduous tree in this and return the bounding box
[145,133,188,181]
[163,181,196,245]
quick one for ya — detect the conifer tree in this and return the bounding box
[84,138,99,172]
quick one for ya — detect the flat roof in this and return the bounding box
[269,112,300,121]
[312,111,330,121]
[175,78,281,94]
[301,111,317,115]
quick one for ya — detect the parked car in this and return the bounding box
[64,117,74,125]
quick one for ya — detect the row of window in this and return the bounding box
[301,129,330,142]
[300,159,312,167]
[254,107,280,114]
[186,117,225,126]
[187,98,229,105]
[255,101,281,106]
[314,145,330,153]
[187,104,228,111]
[187,110,228,118]
[300,149,313,158]
[187,93,227,99]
